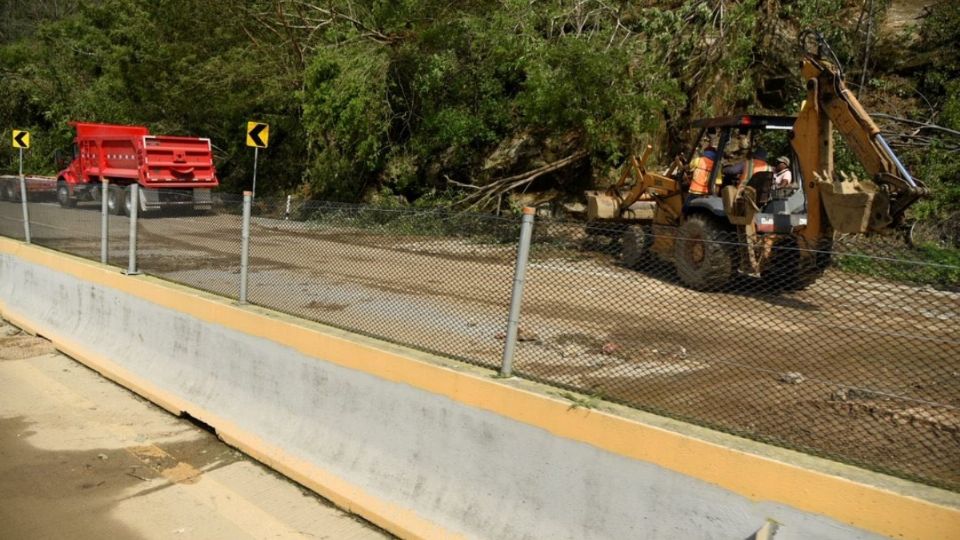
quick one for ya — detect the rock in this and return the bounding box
[563,202,587,215]
[830,388,851,401]
[517,327,539,342]
[495,327,538,342]
[97,453,108,461]
[601,342,621,355]
[778,372,805,385]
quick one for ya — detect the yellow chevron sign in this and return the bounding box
[12,130,30,149]
[246,122,269,148]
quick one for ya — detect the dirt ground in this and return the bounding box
[0,321,389,540]
[8,199,960,490]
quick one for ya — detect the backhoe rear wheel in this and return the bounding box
[673,214,736,290]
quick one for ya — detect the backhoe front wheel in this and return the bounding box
[673,214,736,290]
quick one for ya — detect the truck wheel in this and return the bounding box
[122,185,148,217]
[57,182,76,208]
[673,214,736,290]
[622,225,651,269]
[123,185,134,216]
[9,181,21,202]
[107,185,123,215]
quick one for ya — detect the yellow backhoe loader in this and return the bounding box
[584,31,927,290]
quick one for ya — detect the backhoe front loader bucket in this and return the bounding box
[817,175,892,234]
[586,191,621,221]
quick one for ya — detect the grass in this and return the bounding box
[834,243,960,289]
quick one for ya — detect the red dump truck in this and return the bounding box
[56,122,219,215]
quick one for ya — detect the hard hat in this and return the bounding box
[776,156,790,166]
[703,149,718,160]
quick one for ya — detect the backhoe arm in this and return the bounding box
[792,36,927,242]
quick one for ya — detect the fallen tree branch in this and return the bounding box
[453,150,589,210]
[872,114,960,138]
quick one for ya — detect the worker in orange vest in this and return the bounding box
[723,148,771,185]
[688,147,718,196]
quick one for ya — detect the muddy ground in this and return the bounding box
[7,199,960,490]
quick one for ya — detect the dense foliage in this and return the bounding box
[1,0,957,232]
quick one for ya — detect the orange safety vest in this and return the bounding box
[740,159,771,182]
[689,156,715,195]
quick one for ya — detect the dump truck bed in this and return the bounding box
[60,122,218,189]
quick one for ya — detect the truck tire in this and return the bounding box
[57,181,76,208]
[123,185,134,216]
[673,214,736,290]
[123,184,149,217]
[107,185,124,215]
[9,181,21,203]
[622,225,651,269]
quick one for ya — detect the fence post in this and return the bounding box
[18,148,30,244]
[500,206,536,378]
[284,194,292,220]
[100,179,109,264]
[124,184,140,275]
[239,191,252,304]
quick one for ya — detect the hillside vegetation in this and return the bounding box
[1,0,957,235]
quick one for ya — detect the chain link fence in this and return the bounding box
[243,198,519,369]
[0,176,26,240]
[519,219,959,488]
[0,183,957,491]
[134,189,246,299]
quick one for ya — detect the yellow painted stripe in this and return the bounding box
[1,238,958,540]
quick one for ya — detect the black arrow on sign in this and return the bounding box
[248,124,267,147]
[13,131,28,148]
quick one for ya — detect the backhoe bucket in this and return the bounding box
[818,177,891,234]
[586,191,621,221]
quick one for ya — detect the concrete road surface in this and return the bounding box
[0,320,390,540]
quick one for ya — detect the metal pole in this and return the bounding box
[125,184,139,275]
[284,194,291,220]
[100,179,109,264]
[251,147,259,199]
[239,191,252,304]
[18,147,30,244]
[500,206,536,378]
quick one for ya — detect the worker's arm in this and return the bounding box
[722,162,744,177]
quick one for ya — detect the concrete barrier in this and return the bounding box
[1,238,957,539]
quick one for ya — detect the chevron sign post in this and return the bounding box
[246,122,269,198]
